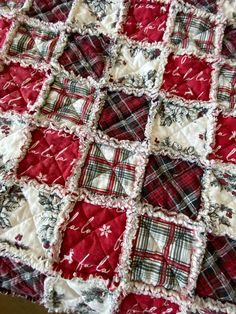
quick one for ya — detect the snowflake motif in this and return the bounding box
[36,172,48,183]
[99,224,112,238]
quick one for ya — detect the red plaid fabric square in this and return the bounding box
[221,25,236,60]
[98,90,151,141]
[142,155,203,220]
[118,293,180,314]
[183,0,218,13]
[78,143,138,197]
[8,23,59,63]
[0,17,12,49]
[209,114,236,164]
[54,200,126,282]
[196,234,236,304]
[122,0,170,43]
[217,63,236,108]
[161,54,212,101]
[40,74,95,126]
[171,11,216,54]
[0,256,45,302]
[27,0,73,23]
[17,127,81,186]
[131,215,194,290]
[0,62,46,113]
[58,33,111,80]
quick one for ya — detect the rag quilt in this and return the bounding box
[1,0,236,313]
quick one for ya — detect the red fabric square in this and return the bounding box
[17,127,81,186]
[54,201,127,282]
[209,115,236,164]
[0,62,46,113]
[118,293,179,314]
[122,0,169,43]
[161,53,212,101]
[0,17,12,49]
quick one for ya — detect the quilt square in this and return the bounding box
[208,114,236,165]
[45,277,113,313]
[0,256,45,301]
[183,0,218,13]
[170,11,217,54]
[58,33,111,80]
[17,127,81,186]
[118,293,180,314]
[0,183,68,256]
[54,200,127,281]
[204,170,236,239]
[130,215,194,290]
[150,97,210,159]
[71,0,122,36]
[0,116,27,176]
[122,0,170,44]
[0,62,46,114]
[196,234,236,304]
[161,54,212,101]
[78,143,138,197]
[221,25,236,60]
[141,155,203,219]
[217,63,236,108]
[0,17,12,49]
[97,90,151,142]
[39,74,96,127]
[8,22,60,64]
[109,44,161,90]
[27,0,73,23]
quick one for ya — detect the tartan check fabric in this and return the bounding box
[130,215,194,290]
[58,33,111,80]
[98,90,151,142]
[196,234,236,304]
[27,0,73,23]
[221,25,236,60]
[170,12,216,54]
[183,0,218,13]
[78,143,137,197]
[40,75,95,126]
[8,23,59,63]
[141,155,203,220]
[0,256,45,301]
[217,63,236,108]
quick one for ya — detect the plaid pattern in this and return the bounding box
[221,25,236,60]
[8,23,59,63]
[217,63,236,108]
[98,90,151,142]
[131,215,194,290]
[141,155,203,220]
[58,33,111,80]
[78,143,137,197]
[28,0,73,23]
[184,0,218,13]
[171,12,216,54]
[196,234,236,304]
[0,256,45,301]
[40,75,95,126]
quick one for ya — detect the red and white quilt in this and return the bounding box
[0,0,236,313]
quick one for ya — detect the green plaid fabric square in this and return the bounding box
[217,63,236,109]
[131,215,194,290]
[8,23,59,63]
[40,75,95,126]
[170,11,216,54]
[78,143,137,197]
